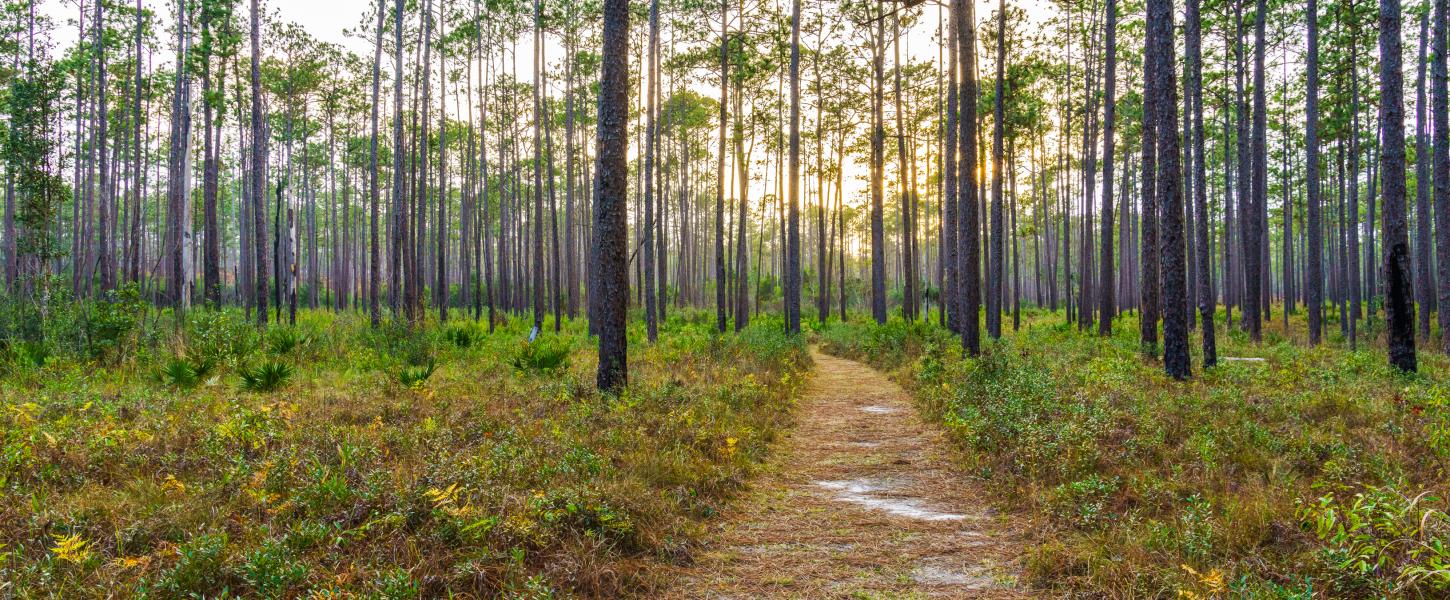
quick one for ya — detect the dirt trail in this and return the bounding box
[661,349,1030,599]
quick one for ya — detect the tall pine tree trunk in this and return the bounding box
[869,0,887,325]
[785,0,801,334]
[1188,0,1216,366]
[251,0,268,325]
[956,0,981,355]
[1098,0,1117,336]
[369,0,383,327]
[988,0,1005,339]
[1415,10,1433,339]
[1380,0,1417,371]
[1435,0,1450,352]
[1152,0,1189,378]
[594,0,630,390]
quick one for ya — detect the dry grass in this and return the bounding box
[0,309,808,598]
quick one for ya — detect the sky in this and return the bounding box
[35,0,1058,209]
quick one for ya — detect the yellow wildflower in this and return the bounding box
[162,474,186,495]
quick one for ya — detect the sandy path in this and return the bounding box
[660,349,1030,599]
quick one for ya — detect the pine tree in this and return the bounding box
[1380,0,1417,371]
[594,0,631,390]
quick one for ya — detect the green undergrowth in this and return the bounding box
[818,308,1450,599]
[0,303,808,598]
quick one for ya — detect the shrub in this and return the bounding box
[369,568,420,599]
[155,533,231,597]
[0,339,49,370]
[366,321,438,367]
[159,354,215,389]
[443,323,480,348]
[1299,486,1450,595]
[266,325,314,357]
[397,357,438,387]
[240,539,307,598]
[84,283,145,362]
[184,309,259,367]
[240,361,294,392]
[511,337,571,375]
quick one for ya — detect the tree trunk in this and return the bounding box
[1098,0,1117,336]
[1188,0,1216,366]
[1380,0,1417,371]
[643,0,660,341]
[1139,0,1160,353]
[956,0,981,355]
[786,0,802,334]
[869,0,887,325]
[988,0,1006,339]
[1416,10,1433,339]
[593,0,630,390]
[97,0,115,293]
[251,0,268,325]
[1435,0,1450,352]
[1307,0,1324,344]
[1151,0,1189,378]
[715,0,729,332]
[369,0,384,327]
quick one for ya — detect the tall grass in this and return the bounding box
[0,305,807,598]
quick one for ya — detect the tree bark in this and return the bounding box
[1416,9,1434,340]
[786,0,802,334]
[251,0,268,325]
[594,0,631,391]
[1188,0,1216,366]
[956,0,981,355]
[1098,0,1116,336]
[1380,0,1418,371]
[1151,0,1188,378]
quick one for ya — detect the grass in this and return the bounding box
[818,306,1450,599]
[0,305,808,598]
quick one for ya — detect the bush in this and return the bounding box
[240,539,307,598]
[1299,486,1450,595]
[240,361,294,392]
[443,323,480,348]
[265,325,314,357]
[158,354,215,389]
[183,309,259,367]
[155,533,231,597]
[83,284,146,362]
[511,336,572,375]
[397,357,438,387]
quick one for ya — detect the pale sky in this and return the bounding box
[36,0,1058,210]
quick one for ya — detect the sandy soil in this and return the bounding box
[658,349,1031,599]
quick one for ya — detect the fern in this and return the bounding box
[159,355,216,389]
[265,327,313,356]
[443,325,478,348]
[160,357,200,389]
[397,358,438,387]
[239,362,293,392]
[510,338,571,375]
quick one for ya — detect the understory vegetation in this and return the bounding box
[819,310,1450,598]
[0,294,807,598]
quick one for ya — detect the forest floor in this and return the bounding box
[661,349,1030,599]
